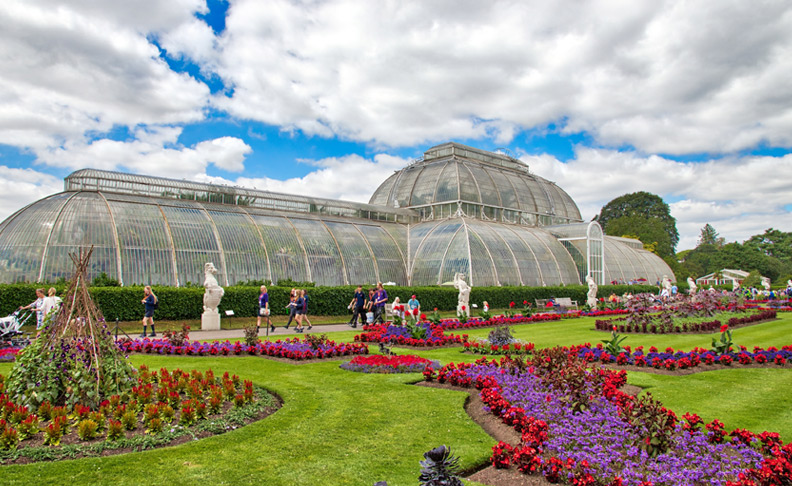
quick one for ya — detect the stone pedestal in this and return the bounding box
[201,311,221,331]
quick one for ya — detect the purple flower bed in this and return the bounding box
[117,337,368,360]
[432,358,765,485]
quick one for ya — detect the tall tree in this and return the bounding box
[596,192,679,257]
[744,228,792,262]
[697,224,724,247]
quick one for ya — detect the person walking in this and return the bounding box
[41,287,63,324]
[348,285,366,328]
[19,288,45,338]
[365,288,375,324]
[373,282,388,324]
[140,285,158,337]
[257,285,273,333]
[300,289,312,330]
[293,290,305,333]
[284,288,298,330]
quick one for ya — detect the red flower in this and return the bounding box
[461,305,466,311]
[420,313,426,320]
[509,301,515,308]
[612,325,618,332]
[522,300,528,305]
[720,324,728,333]
[413,308,419,316]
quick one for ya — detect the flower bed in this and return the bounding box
[355,322,468,347]
[339,354,440,374]
[425,352,789,485]
[595,310,777,334]
[117,337,368,360]
[0,348,20,362]
[0,366,278,462]
[574,342,792,370]
[463,341,536,355]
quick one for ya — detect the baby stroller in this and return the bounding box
[0,309,32,349]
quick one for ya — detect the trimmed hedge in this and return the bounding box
[0,283,658,321]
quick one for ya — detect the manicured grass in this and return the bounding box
[0,313,790,484]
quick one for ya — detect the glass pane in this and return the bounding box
[43,193,118,283]
[357,224,407,285]
[251,214,309,284]
[209,210,269,285]
[161,205,221,286]
[289,218,345,286]
[108,199,176,286]
[324,221,377,285]
[0,193,72,283]
[468,222,521,285]
[438,227,471,285]
[411,221,461,285]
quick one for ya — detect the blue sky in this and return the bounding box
[1,0,791,251]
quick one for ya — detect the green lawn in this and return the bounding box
[0,313,790,485]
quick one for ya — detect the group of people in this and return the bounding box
[18,287,63,337]
[346,282,393,328]
[256,286,313,333]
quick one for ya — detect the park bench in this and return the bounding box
[535,297,579,312]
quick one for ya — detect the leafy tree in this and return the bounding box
[596,192,679,255]
[744,228,792,262]
[697,224,724,247]
[604,215,674,258]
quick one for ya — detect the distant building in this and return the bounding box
[0,142,673,287]
[696,269,749,286]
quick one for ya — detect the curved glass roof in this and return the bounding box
[604,236,674,284]
[370,142,582,225]
[66,169,419,224]
[0,191,407,286]
[409,219,581,286]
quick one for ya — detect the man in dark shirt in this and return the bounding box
[373,282,388,324]
[348,285,366,328]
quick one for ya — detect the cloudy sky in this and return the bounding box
[1,0,791,251]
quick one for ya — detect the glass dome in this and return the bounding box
[604,236,674,285]
[370,142,582,226]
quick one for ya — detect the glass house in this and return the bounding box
[0,142,674,286]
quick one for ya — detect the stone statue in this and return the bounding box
[687,277,697,294]
[662,275,672,294]
[586,275,598,308]
[732,278,740,292]
[761,277,771,292]
[453,272,471,318]
[201,262,225,330]
[787,279,792,289]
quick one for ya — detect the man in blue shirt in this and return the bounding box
[373,282,388,324]
[348,285,366,328]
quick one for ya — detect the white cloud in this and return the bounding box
[36,127,252,179]
[195,153,409,203]
[0,166,62,221]
[203,0,792,153]
[521,148,792,250]
[0,0,209,152]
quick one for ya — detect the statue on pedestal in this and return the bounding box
[761,277,771,292]
[687,277,697,294]
[453,273,471,319]
[586,275,598,309]
[202,262,224,330]
[732,279,741,292]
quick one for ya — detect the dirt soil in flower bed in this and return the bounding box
[602,361,792,376]
[594,317,778,335]
[2,392,283,465]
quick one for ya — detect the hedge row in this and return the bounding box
[0,283,658,322]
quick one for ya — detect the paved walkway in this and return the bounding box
[141,322,367,342]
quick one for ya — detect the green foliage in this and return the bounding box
[698,224,724,248]
[596,191,679,255]
[487,325,514,346]
[712,328,734,355]
[418,445,463,486]
[742,270,763,289]
[606,216,675,258]
[601,328,627,356]
[0,425,19,451]
[405,322,428,340]
[77,419,99,441]
[91,273,121,287]
[0,283,657,320]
